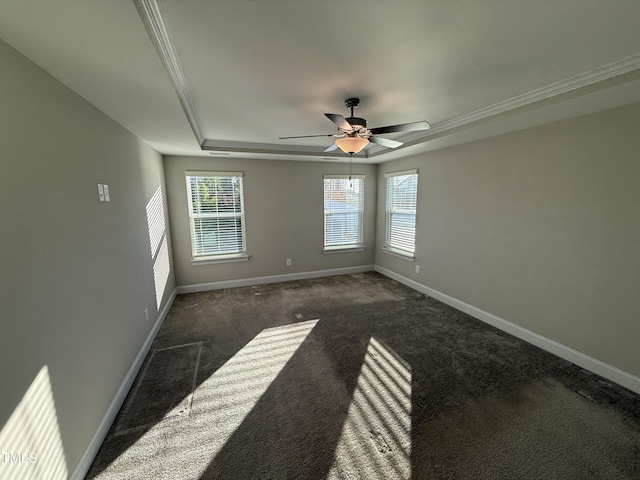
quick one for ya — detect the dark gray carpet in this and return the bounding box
[87,272,640,479]
[115,342,202,434]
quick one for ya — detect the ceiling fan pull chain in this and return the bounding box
[349,156,353,185]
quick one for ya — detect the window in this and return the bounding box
[323,175,365,251]
[384,170,418,259]
[185,172,248,263]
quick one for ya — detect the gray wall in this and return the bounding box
[376,103,640,378]
[2,29,639,476]
[164,156,376,287]
[0,39,175,476]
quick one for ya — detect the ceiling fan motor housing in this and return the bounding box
[346,117,367,130]
[344,97,366,130]
[279,96,430,153]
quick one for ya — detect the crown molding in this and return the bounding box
[314,54,640,159]
[409,54,640,145]
[135,2,640,160]
[134,0,204,145]
[200,139,361,158]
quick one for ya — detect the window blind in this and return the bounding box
[323,175,364,249]
[185,173,246,258]
[385,172,418,255]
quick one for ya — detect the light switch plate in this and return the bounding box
[103,184,110,202]
[97,184,105,201]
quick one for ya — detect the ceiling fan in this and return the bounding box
[279,97,430,155]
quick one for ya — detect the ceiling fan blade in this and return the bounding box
[325,113,352,131]
[369,120,431,135]
[369,136,403,149]
[279,134,334,139]
[324,143,340,152]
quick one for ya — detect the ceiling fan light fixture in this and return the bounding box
[280,98,430,154]
[335,136,369,154]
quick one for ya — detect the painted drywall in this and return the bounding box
[0,39,175,477]
[164,156,376,287]
[376,102,640,378]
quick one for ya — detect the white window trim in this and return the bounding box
[185,171,248,262]
[323,245,366,254]
[191,252,250,265]
[323,174,366,253]
[381,246,414,261]
[384,169,418,178]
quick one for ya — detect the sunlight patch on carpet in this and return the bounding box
[190,319,319,435]
[93,320,319,479]
[329,337,412,480]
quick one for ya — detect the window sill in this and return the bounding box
[191,252,250,265]
[381,246,414,262]
[323,245,366,255]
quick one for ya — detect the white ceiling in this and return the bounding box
[1,0,639,163]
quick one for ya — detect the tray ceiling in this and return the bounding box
[1,0,639,162]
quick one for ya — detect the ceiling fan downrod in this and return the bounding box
[344,98,367,130]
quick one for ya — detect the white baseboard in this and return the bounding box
[375,266,640,396]
[177,264,375,294]
[69,287,177,480]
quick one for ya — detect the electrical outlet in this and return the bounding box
[286,258,292,266]
[144,308,149,323]
[415,265,420,274]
